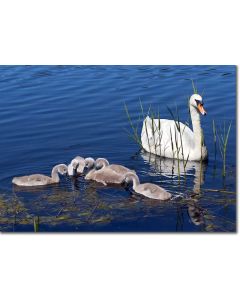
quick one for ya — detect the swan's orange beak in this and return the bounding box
[197,103,207,115]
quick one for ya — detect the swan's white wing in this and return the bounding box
[141,117,195,159]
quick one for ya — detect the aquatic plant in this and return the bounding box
[33,216,39,232]
[124,102,142,148]
[212,119,217,160]
[217,120,232,177]
[167,105,190,183]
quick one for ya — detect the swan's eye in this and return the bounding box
[195,99,203,106]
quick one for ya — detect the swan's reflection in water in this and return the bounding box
[140,151,208,226]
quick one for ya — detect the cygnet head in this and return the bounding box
[95,158,109,169]
[124,172,139,185]
[75,156,86,173]
[84,157,95,170]
[67,160,79,176]
[189,94,207,116]
[68,156,86,176]
[57,164,68,175]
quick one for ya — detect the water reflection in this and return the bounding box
[141,151,208,226]
[140,151,207,194]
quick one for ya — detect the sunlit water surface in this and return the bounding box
[0,65,236,232]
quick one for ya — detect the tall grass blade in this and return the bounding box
[191,79,198,94]
[124,102,142,148]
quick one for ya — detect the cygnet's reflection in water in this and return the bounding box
[140,151,208,226]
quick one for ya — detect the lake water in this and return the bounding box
[0,65,236,232]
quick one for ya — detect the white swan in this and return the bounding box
[67,156,86,176]
[12,164,68,186]
[124,172,171,201]
[141,94,207,161]
[84,157,126,185]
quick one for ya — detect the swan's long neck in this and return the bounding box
[127,173,140,189]
[190,106,203,149]
[96,158,109,168]
[51,166,60,183]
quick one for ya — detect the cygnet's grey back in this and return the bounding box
[12,163,68,187]
[136,182,171,201]
[95,158,136,176]
[91,167,125,185]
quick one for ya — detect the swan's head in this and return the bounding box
[189,94,207,116]
[67,160,79,176]
[67,156,85,176]
[124,172,138,184]
[84,157,95,170]
[74,156,86,173]
[96,158,109,169]
[57,164,68,175]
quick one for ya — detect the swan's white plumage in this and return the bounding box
[141,94,207,161]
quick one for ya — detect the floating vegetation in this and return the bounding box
[0,173,236,234]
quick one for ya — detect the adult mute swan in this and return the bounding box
[12,164,68,186]
[124,172,171,201]
[141,94,208,161]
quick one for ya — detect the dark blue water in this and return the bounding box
[0,65,236,232]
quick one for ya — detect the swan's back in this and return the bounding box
[136,182,171,201]
[141,116,194,159]
[108,164,135,175]
[87,167,124,185]
[12,174,53,186]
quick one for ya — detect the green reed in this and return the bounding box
[33,216,39,232]
[167,105,190,183]
[212,119,217,160]
[191,79,198,94]
[157,108,163,157]
[217,120,232,177]
[140,100,152,153]
[124,102,142,148]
